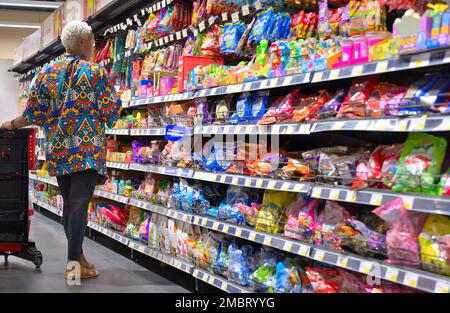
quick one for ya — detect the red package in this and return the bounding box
[305,267,340,293]
[257,90,299,125]
[329,8,343,36]
[380,144,404,189]
[366,82,395,117]
[291,10,305,38]
[337,77,378,118]
[305,90,332,121]
[352,145,383,190]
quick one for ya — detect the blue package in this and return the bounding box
[249,8,275,45]
[275,259,302,293]
[214,238,231,278]
[171,180,181,211]
[228,243,253,286]
[218,186,248,224]
[221,23,246,55]
[251,91,269,121]
[180,179,194,213]
[192,183,209,215]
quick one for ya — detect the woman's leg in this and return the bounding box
[65,169,98,262]
[56,174,71,240]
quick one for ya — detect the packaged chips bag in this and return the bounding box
[255,190,297,234]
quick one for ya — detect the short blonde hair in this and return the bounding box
[61,21,93,52]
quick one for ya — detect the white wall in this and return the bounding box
[0,60,21,122]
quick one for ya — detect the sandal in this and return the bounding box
[80,254,95,270]
[65,264,100,280]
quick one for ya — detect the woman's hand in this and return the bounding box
[1,121,15,130]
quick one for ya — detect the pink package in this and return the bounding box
[285,198,319,243]
[373,198,428,268]
[159,76,178,96]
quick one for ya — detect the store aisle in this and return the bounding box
[0,212,192,293]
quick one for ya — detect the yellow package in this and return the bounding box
[418,214,450,276]
[255,190,297,234]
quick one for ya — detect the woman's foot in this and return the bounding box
[65,262,100,280]
[80,253,95,269]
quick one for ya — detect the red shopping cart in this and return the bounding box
[0,129,42,269]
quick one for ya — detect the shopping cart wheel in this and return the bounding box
[24,245,43,269]
[4,255,8,266]
[32,252,43,269]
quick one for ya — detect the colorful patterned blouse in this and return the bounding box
[23,53,121,182]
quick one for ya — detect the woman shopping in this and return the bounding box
[1,21,122,280]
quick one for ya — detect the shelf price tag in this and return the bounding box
[360,261,373,274]
[410,54,430,68]
[409,116,427,131]
[222,225,229,234]
[315,250,325,262]
[198,21,206,32]
[231,12,239,23]
[299,124,310,134]
[371,193,383,206]
[249,232,256,241]
[332,121,345,131]
[254,0,262,10]
[263,236,271,246]
[402,196,414,210]
[435,281,450,293]
[329,69,340,80]
[235,229,242,237]
[385,268,399,282]
[212,222,219,231]
[176,32,181,40]
[397,119,409,131]
[283,241,293,252]
[221,12,228,21]
[312,188,322,198]
[242,5,250,16]
[376,60,389,73]
[352,65,364,76]
[404,272,419,288]
[299,245,310,256]
[330,189,340,200]
[338,256,348,268]
[182,29,188,38]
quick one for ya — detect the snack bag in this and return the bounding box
[392,133,447,195]
[250,248,278,292]
[438,168,450,196]
[255,190,297,234]
[228,243,253,286]
[275,258,303,293]
[418,214,450,276]
[315,201,352,249]
[305,266,340,293]
[373,198,427,267]
[337,77,377,118]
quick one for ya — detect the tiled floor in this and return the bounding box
[0,211,193,293]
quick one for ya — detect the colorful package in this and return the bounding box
[255,190,297,234]
[337,77,377,118]
[418,214,450,276]
[315,201,352,249]
[275,258,303,293]
[228,243,253,286]
[221,23,246,55]
[251,249,278,292]
[373,198,427,267]
[393,133,447,194]
[439,168,450,196]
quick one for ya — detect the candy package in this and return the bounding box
[439,168,450,196]
[275,258,303,293]
[251,249,278,292]
[139,214,152,245]
[255,190,297,234]
[229,93,252,124]
[305,266,340,293]
[228,243,253,286]
[418,214,450,276]
[337,77,378,118]
[218,186,249,224]
[315,201,352,249]
[214,237,231,278]
[221,23,246,55]
[392,133,447,195]
[317,89,347,119]
[257,90,299,125]
[373,198,427,267]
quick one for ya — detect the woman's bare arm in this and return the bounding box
[1,115,31,130]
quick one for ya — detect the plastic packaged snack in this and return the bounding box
[275,258,303,293]
[315,201,352,249]
[229,93,252,124]
[438,168,450,196]
[221,23,247,55]
[392,133,447,195]
[305,266,340,293]
[228,243,253,286]
[251,249,278,293]
[317,89,348,119]
[373,198,427,267]
[418,214,450,276]
[255,190,297,234]
[251,91,269,121]
[337,77,378,118]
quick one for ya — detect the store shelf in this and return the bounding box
[192,215,450,293]
[311,185,450,216]
[31,197,62,217]
[193,170,312,193]
[87,221,130,246]
[106,162,130,170]
[29,173,58,187]
[128,92,195,107]
[128,163,195,178]
[93,190,130,205]
[129,198,194,223]
[192,268,252,293]
[311,47,450,83]
[128,240,194,275]
[106,128,130,135]
[194,73,311,98]
[195,115,450,135]
[130,127,167,136]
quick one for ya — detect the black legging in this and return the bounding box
[56,169,98,261]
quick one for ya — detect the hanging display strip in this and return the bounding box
[195,73,311,98]
[87,221,130,246]
[191,215,450,293]
[105,129,130,135]
[128,163,195,178]
[192,268,252,293]
[106,162,130,170]
[128,240,194,274]
[128,92,195,107]
[29,173,58,187]
[129,198,194,223]
[311,185,450,216]
[31,197,62,217]
[312,48,450,83]
[93,190,130,205]
[130,128,167,136]
[37,153,46,161]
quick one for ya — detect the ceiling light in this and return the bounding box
[0,1,61,10]
[0,22,41,29]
